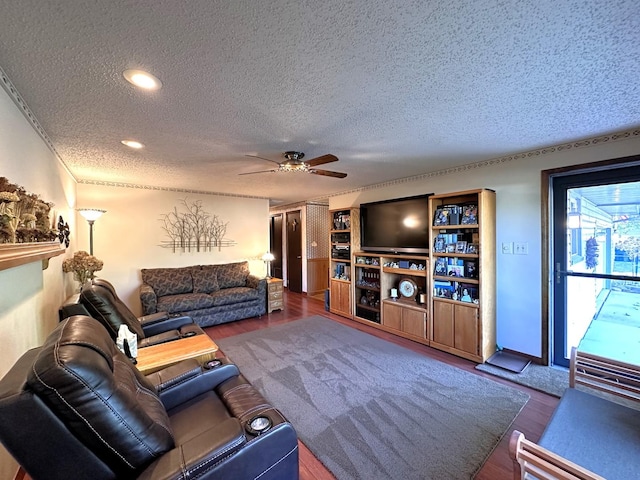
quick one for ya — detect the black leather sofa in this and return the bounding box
[60,277,205,349]
[0,315,299,479]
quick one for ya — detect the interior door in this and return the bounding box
[270,214,283,279]
[286,210,303,293]
[551,163,640,367]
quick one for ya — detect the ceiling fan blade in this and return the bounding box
[305,154,338,167]
[245,154,281,166]
[238,169,277,175]
[309,169,347,178]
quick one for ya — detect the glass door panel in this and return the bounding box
[552,169,640,367]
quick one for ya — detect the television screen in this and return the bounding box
[360,194,432,254]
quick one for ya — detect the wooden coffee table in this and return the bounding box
[136,334,219,375]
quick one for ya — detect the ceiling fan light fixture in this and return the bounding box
[123,69,162,90]
[280,163,309,173]
[121,140,144,149]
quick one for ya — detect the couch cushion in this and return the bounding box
[192,267,220,294]
[210,286,261,306]
[539,387,640,479]
[27,316,174,476]
[141,267,193,297]
[211,261,250,289]
[157,292,216,314]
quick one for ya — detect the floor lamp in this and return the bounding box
[78,209,106,255]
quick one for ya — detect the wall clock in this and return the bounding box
[398,278,418,299]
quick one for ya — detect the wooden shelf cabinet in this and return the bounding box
[429,189,496,362]
[329,208,359,318]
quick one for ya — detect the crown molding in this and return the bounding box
[0,66,77,182]
[77,179,270,201]
[320,127,640,201]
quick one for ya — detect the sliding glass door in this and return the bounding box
[551,164,640,367]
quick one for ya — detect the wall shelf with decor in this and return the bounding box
[429,189,496,363]
[328,208,359,318]
[0,242,65,272]
[354,254,382,323]
[349,252,430,345]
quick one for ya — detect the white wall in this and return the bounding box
[329,135,640,358]
[77,184,270,315]
[0,86,77,480]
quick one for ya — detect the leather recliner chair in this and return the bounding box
[60,277,205,348]
[0,315,299,480]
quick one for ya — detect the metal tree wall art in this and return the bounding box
[159,198,236,252]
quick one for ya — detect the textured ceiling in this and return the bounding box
[0,0,639,206]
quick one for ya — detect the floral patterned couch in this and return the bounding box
[140,261,266,327]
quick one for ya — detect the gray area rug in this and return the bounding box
[475,362,569,398]
[217,316,530,480]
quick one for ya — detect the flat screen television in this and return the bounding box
[360,194,432,254]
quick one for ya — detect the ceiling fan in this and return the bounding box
[240,151,347,178]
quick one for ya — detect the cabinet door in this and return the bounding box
[330,280,351,317]
[402,308,426,338]
[382,302,402,331]
[454,304,479,355]
[432,301,454,347]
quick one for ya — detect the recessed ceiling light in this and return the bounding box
[123,69,162,90]
[121,140,144,149]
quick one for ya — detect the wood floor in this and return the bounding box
[18,289,557,480]
[206,289,560,480]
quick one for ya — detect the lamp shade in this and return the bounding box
[78,209,106,221]
[262,252,275,262]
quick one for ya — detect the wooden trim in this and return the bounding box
[540,170,551,366]
[0,242,65,272]
[541,154,640,366]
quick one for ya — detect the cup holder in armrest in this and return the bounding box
[182,331,197,338]
[203,359,222,370]
[245,415,272,436]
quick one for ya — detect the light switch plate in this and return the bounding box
[501,242,513,254]
[514,242,529,255]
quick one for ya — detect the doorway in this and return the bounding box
[286,210,303,293]
[549,160,640,367]
[270,214,283,279]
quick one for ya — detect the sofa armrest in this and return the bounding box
[247,275,266,293]
[147,357,240,410]
[509,430,604,480]
[137,418,246,480]
[140,314,194,337]
[138,330,182,348]
[139,283,158,315]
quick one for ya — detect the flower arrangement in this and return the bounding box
[62,251,104,287]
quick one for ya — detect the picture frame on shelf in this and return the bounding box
[458,283,479,304]
[433,236,446,253]
[442,205,461,225]
[461,204,478,225]
[455,240,467,253]
[434,280,456,299]
[434,257,447,276]
[466,243,479,254]
[464,260,477,279]
[433,208,449,226]
[445,243,456,253]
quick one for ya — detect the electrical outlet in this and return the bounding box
[514,242,528,255]
[501,242,513,254]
